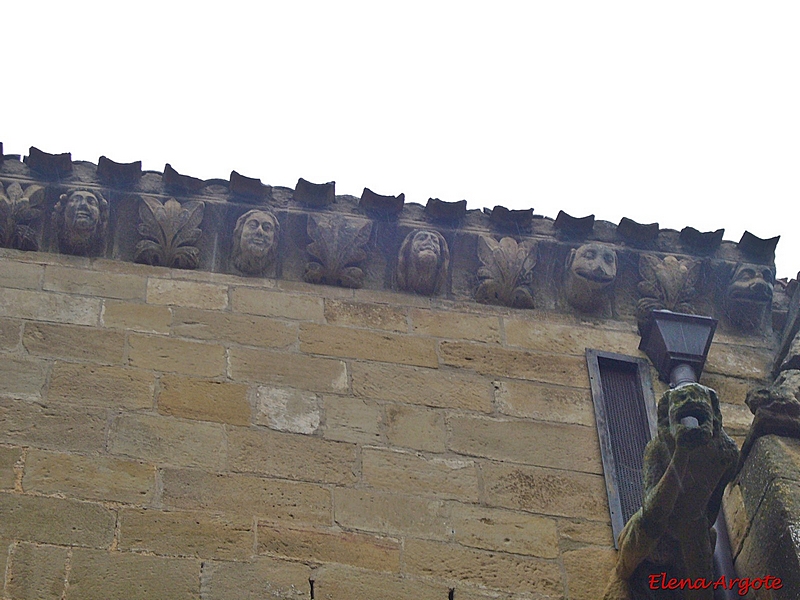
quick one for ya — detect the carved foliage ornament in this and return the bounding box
[636,254,701,326]
[135,196,204,269]
[475,236,536,308]
[0,182,44,251]
[304,215,371,288]
[53,189,109,256]
[396,229,449,296]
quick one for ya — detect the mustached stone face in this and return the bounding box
[572,243,617,284]
[728,263,774,302]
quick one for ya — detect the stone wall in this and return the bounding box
[0,243,774,600]
[0,148,788,599]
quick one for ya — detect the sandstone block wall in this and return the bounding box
[0,248,772,599]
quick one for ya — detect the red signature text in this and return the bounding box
[648,573,782,596]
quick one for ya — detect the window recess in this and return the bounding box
[586,349,658,548]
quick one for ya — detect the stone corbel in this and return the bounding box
[304,214,371,288]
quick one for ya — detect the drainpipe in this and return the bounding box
[638,310,738,600]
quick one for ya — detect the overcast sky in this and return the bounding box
[4,2,799,278]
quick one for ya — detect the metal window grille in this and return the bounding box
[586,349,657,548]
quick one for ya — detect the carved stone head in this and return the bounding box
[232,209,280,276]
[657,382,723,447]
[725,262,774,329]
[564,243,617,310]
[397,229,449,296]
[53,189,109,255]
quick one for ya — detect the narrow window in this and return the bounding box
[586,349,657,547]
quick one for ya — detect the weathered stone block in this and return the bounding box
[735,477,800,599]
[440,341,590,388]
[450,503,559,558]
[227,426,357,484]
[161,469,331,526]
[172,307,297,348]
[362,448,479,501]
[23,322,125,363]
[0,288,100,325]
[257,525,401,571]
[453,590,529,600]
[158,375,250,425]
[448,415,603,474]
[731,436,800,597]
[322,395,382,444]
[0,317,20,349]
[120,508,253,560]
[0,537,8,591]
[201,557,311,600]
[0,492,115,547]
[722,483,748,557]
[562,546,618,600]
[505,318,640,356]
[0,445,21,489]
[403,539,564,597]
[128,333,226,377]
[719,401,754,436]
[231,287,324,321]
[252,386,320,434]
[300,323,438,367]
[23,450,154,504]
[0,357,46,400]
[102,300,171,333]
[0,399,107,453]
[147,277,229,310]
[6,542,68,600]
[332,488,451,540]
[109,413,226,470]
[494,378,594,426]
[324,299,407,332]
[482,462,610,521]
[48,362,154,410]
[43,265,146,300]
[558,518,615,550]
[700,373,752,406]
[66,548,200,600]
[706,343,772,379]
[384,404,446,452]
[351,362,493,412]
[313,563,448,600]
[0,260,44,290]
[410,308,501,343]
[229,347,347,393]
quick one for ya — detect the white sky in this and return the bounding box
[4,2,799,278]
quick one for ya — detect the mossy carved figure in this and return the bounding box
[603,383,739,600]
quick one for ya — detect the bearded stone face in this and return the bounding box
[410,230,441,265]
[240,211,277,257]
[64,191,101,234]
[232,209,279,276]
[397,229,449,296]
[54,189,108,256]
